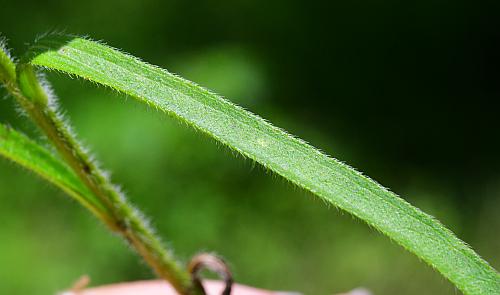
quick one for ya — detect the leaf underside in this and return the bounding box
[23,35,499,294]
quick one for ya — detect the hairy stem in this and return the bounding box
[1,48,199,295]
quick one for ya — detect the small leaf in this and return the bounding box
[16,63,49,106]
[26,35,499,295]
[0,37,16,86]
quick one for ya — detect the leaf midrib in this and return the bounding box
[59,43,470,261]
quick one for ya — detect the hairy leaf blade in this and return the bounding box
[29,36,499,294]
[0,123,108,217]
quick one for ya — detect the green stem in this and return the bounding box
[1,48,200,295]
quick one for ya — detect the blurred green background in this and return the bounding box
[1,1,499,294]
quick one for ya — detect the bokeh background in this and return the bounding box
[1,1,499,294]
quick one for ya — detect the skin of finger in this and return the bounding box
[67,280,278,295]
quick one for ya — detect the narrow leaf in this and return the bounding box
[0,123,109,218]
[27,36,499,295]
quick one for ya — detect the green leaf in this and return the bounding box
[0,123,109,219]
[26,35,499,294]
[0,37,16,86]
